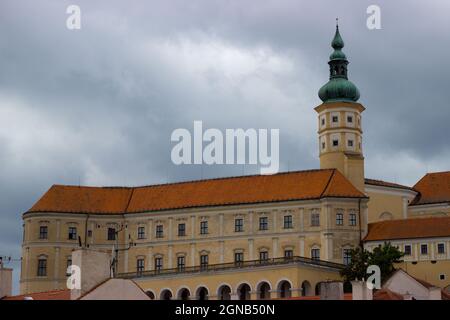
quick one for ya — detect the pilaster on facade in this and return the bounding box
[322,232,334,261]
[219,241,224,263]
[168,217,173,241]
[272,237,279,258]
[56,220,60,241]
[147,219,153,242]
[190,243,196,266]
[219,213,224,237]
[249,211,254,235]
[299,208,305,232]
[190,215,196,239]
[168,245,173,269]
[273,210,278,232]
[299,236,305,257]
[248,239,254,260]
[147,246,153,271]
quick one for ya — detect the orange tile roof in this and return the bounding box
[364,216,450,241]
[365,178,414,191]
[1,289,70,300]
[411,171,450,205]
[25,169,366,215]
[373,288,403,300]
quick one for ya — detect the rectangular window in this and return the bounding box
[200,254,209,270]
[321,118,325,126]
[68,227,77,240]
[332,139,339,147]
[259,217,268,230]
[332,116,338,123]
[437,243,445,255]
[259,251,269,262]
[283,215,293,229]
[39,226,48,239]
[178,223,186,237]
[349,213,357,226]
[137,226,145,239]
[235,218,244,232]
[404,245,412,256]
[343,249,352,265]
[137,259,145,275]
[322,142,326,149]
[421,244,428,255]
[87,230,92,237]
[284,250,294,259]
[107,228,116,241]
[336,213,343,226]
[200,221,208,235]
[155,225,163,238]
[154,257,163,272]
[311,213,320,226]
[37,259,47,277]
[347,116,353,123]
[311,249,320,260]
[234,252,244,265]
[177,256,185,271]
[348,140,354,147]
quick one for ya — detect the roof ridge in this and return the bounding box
[52,169,335,190]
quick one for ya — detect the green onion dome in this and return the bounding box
[318,24,360,103]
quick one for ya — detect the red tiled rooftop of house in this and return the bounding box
[411,171,450,206]
[25,169,366,215]
[364,216,450,241]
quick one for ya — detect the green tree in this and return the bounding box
[340,242,404,282]
[370,242,405,282]
[340,247,370,281]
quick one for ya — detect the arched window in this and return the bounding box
[277,280,291,298]
[301,281,312,296]
[160,289,172,300]
[237,283,251,300]
[217,285,231,300]
[257,282,271,299]
[196,287,209,300]
[177,287,191,300]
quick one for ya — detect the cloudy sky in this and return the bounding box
[1,0,449,293]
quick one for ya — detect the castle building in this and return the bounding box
[19,25,450,299]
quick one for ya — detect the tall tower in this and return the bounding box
[315,23,365,192]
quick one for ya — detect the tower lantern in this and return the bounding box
[315,23,365,192]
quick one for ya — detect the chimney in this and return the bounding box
[0,263,13,298]
[351,280,373,300]
[320,281,344,300]
[70,249,111,300]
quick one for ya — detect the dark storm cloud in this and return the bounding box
[1,0,449,292]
